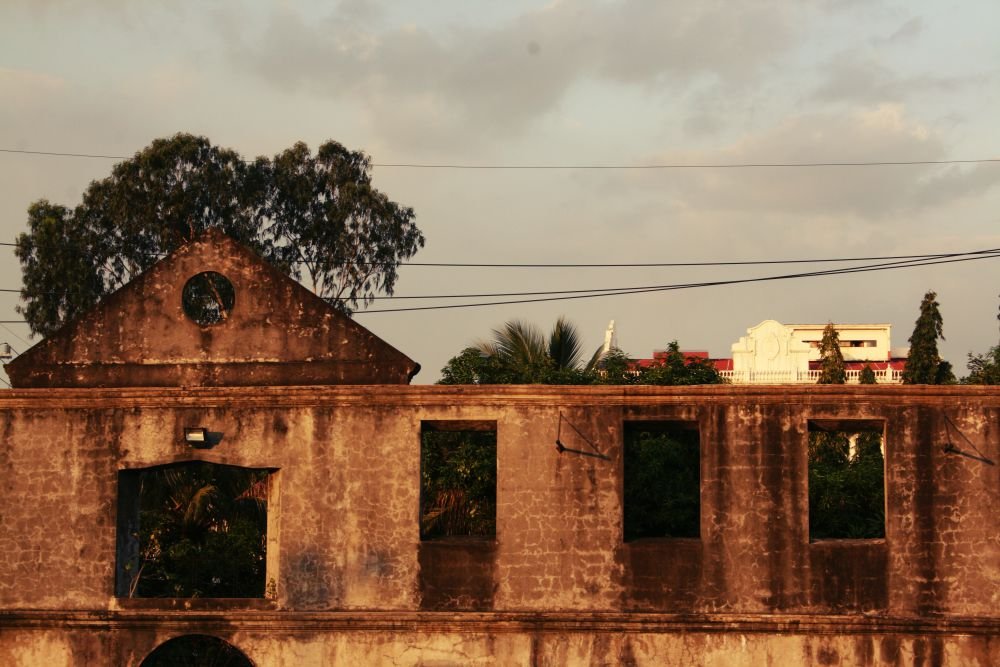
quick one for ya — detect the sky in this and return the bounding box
[1,0,999,383]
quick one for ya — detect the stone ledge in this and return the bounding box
[0,383,998,410]
[2,610,997,636]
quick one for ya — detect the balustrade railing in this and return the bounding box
[718,369,903,384]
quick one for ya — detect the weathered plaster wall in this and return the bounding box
[1,385,998,665]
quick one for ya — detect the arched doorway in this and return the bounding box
[140,634,254,667]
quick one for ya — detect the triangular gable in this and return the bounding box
[5,229,420,387]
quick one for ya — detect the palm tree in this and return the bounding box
[476,317,603,383]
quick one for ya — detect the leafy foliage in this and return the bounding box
[808,431,885,539]
[420,430,497,538]
[902,290,952,384]
[965,345,1000,384]
[623,426,700,540]
[817,323,846,384]
[859,363,877,384]
[16,133,423,336]
[131,463,269,598]
[471,317,599,384]
[639,342,726,386]
[439,318,725,386]
[963,296,1000,384]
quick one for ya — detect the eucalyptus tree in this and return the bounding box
[16,134,423,336]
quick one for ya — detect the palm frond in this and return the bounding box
[583,343,607,373]
[548,316,583,370]
[490,320,547,366]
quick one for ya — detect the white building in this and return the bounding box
[724,320,907,384]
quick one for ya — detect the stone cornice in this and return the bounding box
[1,610,997,636]
[0,384,998,410]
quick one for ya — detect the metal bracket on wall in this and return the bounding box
[555,412,610,461]
[942,413,995,465]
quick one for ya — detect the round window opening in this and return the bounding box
[182,272,236,326]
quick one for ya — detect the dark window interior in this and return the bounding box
[623,421,701,541]
[117,461,271,598]
[808,420,885,540]
[420,420,497,540]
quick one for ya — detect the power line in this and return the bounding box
[340,249,1000,300]
[0,252,994,320]
[0,323,28,346]
[353,252,1000,313]
[3,240,998,269]
[0,148,127,160]
[375,158,1000,170]
[2,147,999,170]
[1,248,998,301]
[3,248,998,301]
[373,249,1000,273]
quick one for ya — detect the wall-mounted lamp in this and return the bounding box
[184,427,222,449]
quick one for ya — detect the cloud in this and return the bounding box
[597,105,999,219]
[812,51,982,106]
[225,1,797,148]
[885,16,924,44]
[0,67,66,117]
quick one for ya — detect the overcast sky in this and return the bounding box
[1,0,999,382]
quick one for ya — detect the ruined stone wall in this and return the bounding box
[1,385,998,665]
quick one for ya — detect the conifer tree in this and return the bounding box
[859,363,877,384]
[902,291,948,384]
[817,323,846,384]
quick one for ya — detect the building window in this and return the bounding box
[808,420,885,540]
[182,272,236,325]
[116,462,273,598]
[623,421,700,541]
[839,340,878,348]
[420,420,497,540]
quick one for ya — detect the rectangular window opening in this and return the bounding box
[116,462,274,599]
[623,421,700,541]
[420,420,497,540]
[808,420,885,540]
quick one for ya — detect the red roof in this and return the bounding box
[633,351,732,371]
[633,352,904,373]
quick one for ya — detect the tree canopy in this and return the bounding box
[902,290,954,384]
[16,133,424,336]
[439,317,602,385]
[963,296,1000,384]
[438,318,725,386]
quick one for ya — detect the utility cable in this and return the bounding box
[0,250,993,321]
[2,147,999,170]
[0,323,28,346]
[352,251,1000,313]
[3,240,999,269]
[348,249,1000,299]
[3,249,998,301]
